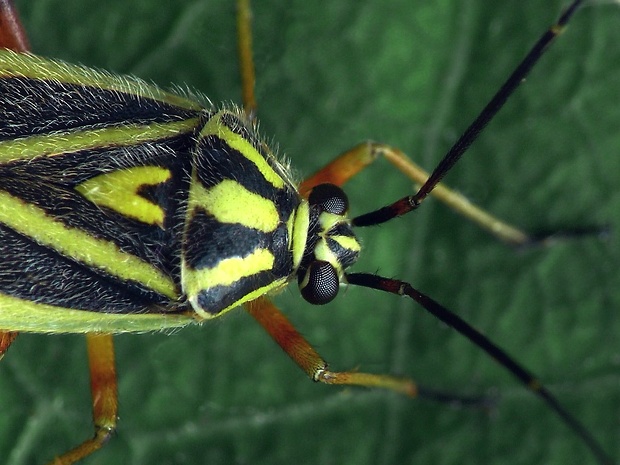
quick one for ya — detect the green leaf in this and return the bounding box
[2,1,619,464]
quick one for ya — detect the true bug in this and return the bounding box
[1,0,618,464]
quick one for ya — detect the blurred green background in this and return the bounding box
[1,1,619,464]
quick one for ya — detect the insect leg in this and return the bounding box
[351,1,584,231]
[237,0,257,120]
[0,0,29,52]
[234,1,528,245]
[346,272,614,465]
[246,296,417,395]
[246,297,488,405]
[46,334,118,465]
[0,331,17,359]
[299,141,531,246]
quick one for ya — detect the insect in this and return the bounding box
[1,0,618,464]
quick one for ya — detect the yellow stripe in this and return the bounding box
[190,179,279,232]
[318,211,344,231]
[0,119,200,163]
[332,235,361,253]
[0,292,194,333]
[201,111,285,189]
[290,201,309,270]
[184,247,274,296]
[0,190,177,299]
[0,50,203,111]
[313,239,339,272]
[76,166,170,227]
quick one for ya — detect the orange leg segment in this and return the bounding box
[237,0,257,120]
[245,297,417,397]
[0,330,17,359]
[47,333,118,465]
[300,142,530,246]
[0,0,29,52]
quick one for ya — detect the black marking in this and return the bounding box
[328,222,356,238]
[196,269,282,315]
[0,135,194,277]
[0,77,201,140]
[326,237,358,269]
[183,209,294,277]
[0,223,171,312]
[195,134,278,199]
[184,210,267,269]
[215,112,294,192]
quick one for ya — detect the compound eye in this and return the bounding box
[308,183,349,215]
[299,260,339,305]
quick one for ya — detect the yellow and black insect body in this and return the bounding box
[0,53,201,326]
[0,52,363,330]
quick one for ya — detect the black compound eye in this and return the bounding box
[299,260,339,305]
[308,183,349,215]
